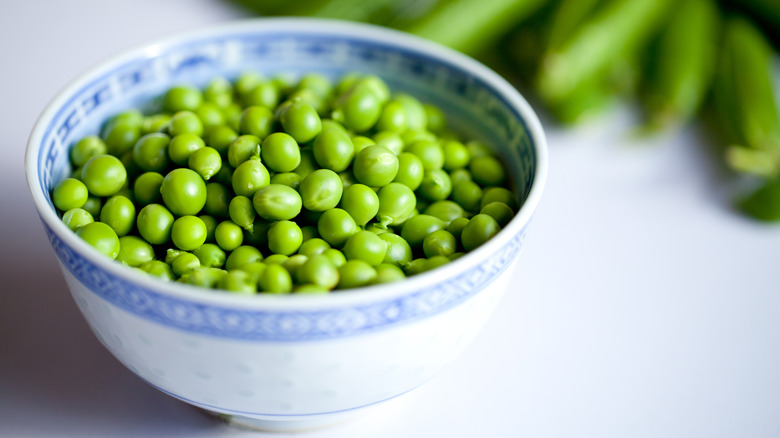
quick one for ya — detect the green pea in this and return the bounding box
[294,284,329,294]
[258,263,293,294]
[470,156,506,187]
[161,168,207,216]
[401,214,445,249]
[237,261,267,281]
[205,182,231,218]
[447,217,470,242]
[287,89,327,116]
[343,231,388,266]
[167,133,204,166]
[423,103,446,133]
[393,152,424,190]
[461,214,500,251]
[231,159,270,197]
[295,254,339,289]
[339,170,357,189]
[279,100,322,143]
[480,202,514,227]
[239,106,274,138]
[235,72,264,98]
[313,126,354,172]
[373,131,404,155]
[426,255,451,271]
[171,215,207,251]
[405,258,429,276]
[322,248,346,268]
[218,270,257,294]
[136,203,174,245]
[452,180,483,212]
[340,184,379,226]
[103,121,140,156]
[423,229,457,258]
[297,238,331,257]
[296,73,332,99]
[300,169,343,212]
[424,200,466,224]
[226,245,264,271]
[195,102,226,129]
[139,260,175,281]
[223,103,243,132]
[405,140,443,170]
[188,146,222,181]
[207,125,239,155]
[262,133,301,173]
[171,252,201,277]
[337,260,377,289]
[393,93,427,131]
[293,148,318,178]
[70,136,107,167]
[375,263,406,284]
[133,172,164,206]
[449,168,472,185]
[263,254,289,265]
[466,140,493,159]
[350,136,376,155]
[269,172,301,190]
[253,184,303,221]
[142,114,172,134]
[100,195,136,237]
[332,81,382,132]
[353,145,399,187]
[164,85,202,112]
[300,225,318,241]
[376,183,416,227]
[53,178,88,211]
[244,81,279,109]
[229,195,256,231]
[442,140,470,170]
[81,154,127,197]
[82,195,102,217]
[76,222,120,259]
[376,100,407,132]
[193,243,226,268]
[116,235,154,267]
[133,133,170,172]
[215,220,244,251]
[268,220,303,256]
[317,208,358,247]
[481,187,519,211]
[179,266,226,288]
[168,110,204,137]
[419,169,453,202]
[204,77,233,106]
[62,208,94,231]
[228,135,261,168]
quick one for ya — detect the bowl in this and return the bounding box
[25,18,547,432]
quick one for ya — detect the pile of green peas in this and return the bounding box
[51,71,518,294]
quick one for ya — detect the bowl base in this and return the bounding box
[209,410,361,433]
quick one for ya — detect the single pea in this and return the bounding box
[103,121,140,156]
[461,213,501,251]
[393,93,427,131]
[279,100,322,143]
[300,169,343,212]
[353,145,399,188]
[179,266,226,288]
[262,132,301,173]
[288,89,327,116]
[376,100,407,132]
[313,126,354,172]
[300,224,318,241]
[237,261,267,281]
[293,148,318,178]
[400,214,445,249]
[204,77,233,106]
[471,155,507,187]
[70,136,107,167]
[136,204,173,245]
[297,238,331,257]
[164,85,202,112]
[350,136,376,155]
[295,254,339,290]
[139,260,175,281]
[168,110,204,137]
[331,81,382,132]
[296,73,332,99]
[244,80,279,109]
[405,140,443,170]
[449,168,472,186]
[133,172,164,206]
[423,103,446,133]
[143,114,172,134]
[405,258,429,276]
[442,140,470,170]
[335,72,361,95]
[171,252,201,277]
[195,102,226,129]
[161,168,207,216]
[193,243,226,268]
[393,152,424,190]
[269,172,301,190]
[375,263,406,284]
[76,222,120,259]
[168,133,205,166]
[215,220,244,251]
[343,231,388,266]
[133,133,170,172]
[373,131,404,155]
[116,235,154,267]
[239,105,274,138]
[423,229,457,258]
[466,140,493,159]
[223,103,243,132]
[82,195,102,217]
[268,220,303,256]
[322,248,347,268]
[231,158,270,197]
[171,215,207,251]
[263,254,289,265]
[225,245,264,271]
[424,200,466,225]
[447,217,470,242]
[62,208,93,231]
[376,183,416,227]
[418,169,453,202]
[402,129,437,146]
[258,263,293,294]
[359,75,390,103]
[165,248,186,265]
[235,71,264,98]
[100,195,136,237]
[452,180,483,212]
[52,178,88,211]
[205,182,231,218]
[337,260,377,289]
[188,146,222,181]
[229,195,257,231]
[294,284,329,294]
[81,154,127,197]
[253,184,303,221]
[481,187,519,211]
[449,252,465,261]
[207,125,239,155]
[199,214,218,243]
[218,270,257,294]
[425,255,451,271]
[228,135,261,168]
[480,202,514,227]
[317,208,359,247]
[340,184,379,226]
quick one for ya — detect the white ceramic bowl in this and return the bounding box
[25,18,547,432]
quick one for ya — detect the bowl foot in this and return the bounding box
[209,410,360,433]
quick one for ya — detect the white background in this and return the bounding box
[2,1,780,437]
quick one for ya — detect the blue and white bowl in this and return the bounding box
[25,18,547,432]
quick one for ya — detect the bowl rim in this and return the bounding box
[25,17,548,310]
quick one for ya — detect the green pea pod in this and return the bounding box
[544,0,607,53]
[640,0,719,131]
[535,0,673,105]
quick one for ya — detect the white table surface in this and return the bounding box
[2,1,780,437]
